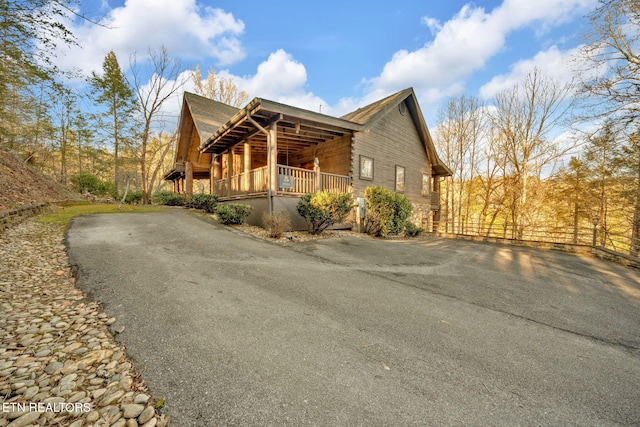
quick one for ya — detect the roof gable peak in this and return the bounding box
[341,88,415,125]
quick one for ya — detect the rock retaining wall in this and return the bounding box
[0,203,48,233]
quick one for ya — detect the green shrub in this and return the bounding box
[190,193,219,213]
[152,190,185,206]
[70,172,114,196]
[262,211,291,238]
[404,221,424,237]
[216,203,252,225]
[297,191,353,234]
[364,186,412,237]
[123,190,143,205]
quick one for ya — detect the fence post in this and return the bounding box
[592,215,600,247]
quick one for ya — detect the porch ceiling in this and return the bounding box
[199,99,362,155]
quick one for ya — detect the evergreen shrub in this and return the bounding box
[152,190,185,206]
[216,203,252,225]
[190,193,219,213]
[364,186,412,237]
[296,191,353,234]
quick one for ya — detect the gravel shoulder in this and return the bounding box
[0,219,168,427]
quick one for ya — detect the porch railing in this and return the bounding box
[214,166,268,198]
[277,165,317,195]
[321,172,352,193]
[214,164,351,199]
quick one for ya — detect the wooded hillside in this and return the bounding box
[0,147,73,211]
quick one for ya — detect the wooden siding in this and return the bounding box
[352,101,432,206]
[289,134,352,175]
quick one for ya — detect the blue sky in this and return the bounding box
[61,0,597,124]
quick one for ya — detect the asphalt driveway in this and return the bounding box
[66,209,640,426]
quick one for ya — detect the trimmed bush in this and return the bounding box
[152,190,185,206]
[262,211,291,239]
[404,221,424,237]
[190,193,219,213]
[297,191,353,234]
[216,203,252,225]
[364,186,412,237]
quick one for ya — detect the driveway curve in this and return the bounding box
[66,209,640,426]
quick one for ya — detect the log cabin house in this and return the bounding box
[164,87,451,230]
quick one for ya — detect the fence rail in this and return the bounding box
[433,220,639,260]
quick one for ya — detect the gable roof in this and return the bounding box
[183,92,239,147]
[343,88,452,176]
[341,89,413,125]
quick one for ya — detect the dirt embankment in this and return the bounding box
[0,147,74,211]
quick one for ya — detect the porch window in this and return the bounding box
[360,155,374,180]
[395,165,405,192]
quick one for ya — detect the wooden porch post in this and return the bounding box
[226,149,233,180]
[185,162,193,200]
[314,157,321,191]
[243,141,251,192]
[228,150,234,197]
[209,154,216,194]
[269,124,278,200]
[212,155,221,196]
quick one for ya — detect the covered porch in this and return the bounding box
[200,97,362,212]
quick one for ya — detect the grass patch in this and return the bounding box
[38,203,166,229]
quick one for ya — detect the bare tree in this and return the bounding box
[435,95,485,233]
[489,68,575,237]
[575,0,640,253]
[191,65,249,107]
[130,46,186,204]
[575,0,640,129]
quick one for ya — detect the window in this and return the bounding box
[360,155,374,180]
[395,165,405,192]
[421,173,430,196]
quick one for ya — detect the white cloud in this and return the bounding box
[479,45,581,99]
[225,50,330,114]
[422,16,442,36]
[358,0,596,117]
[57,0,245,77]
